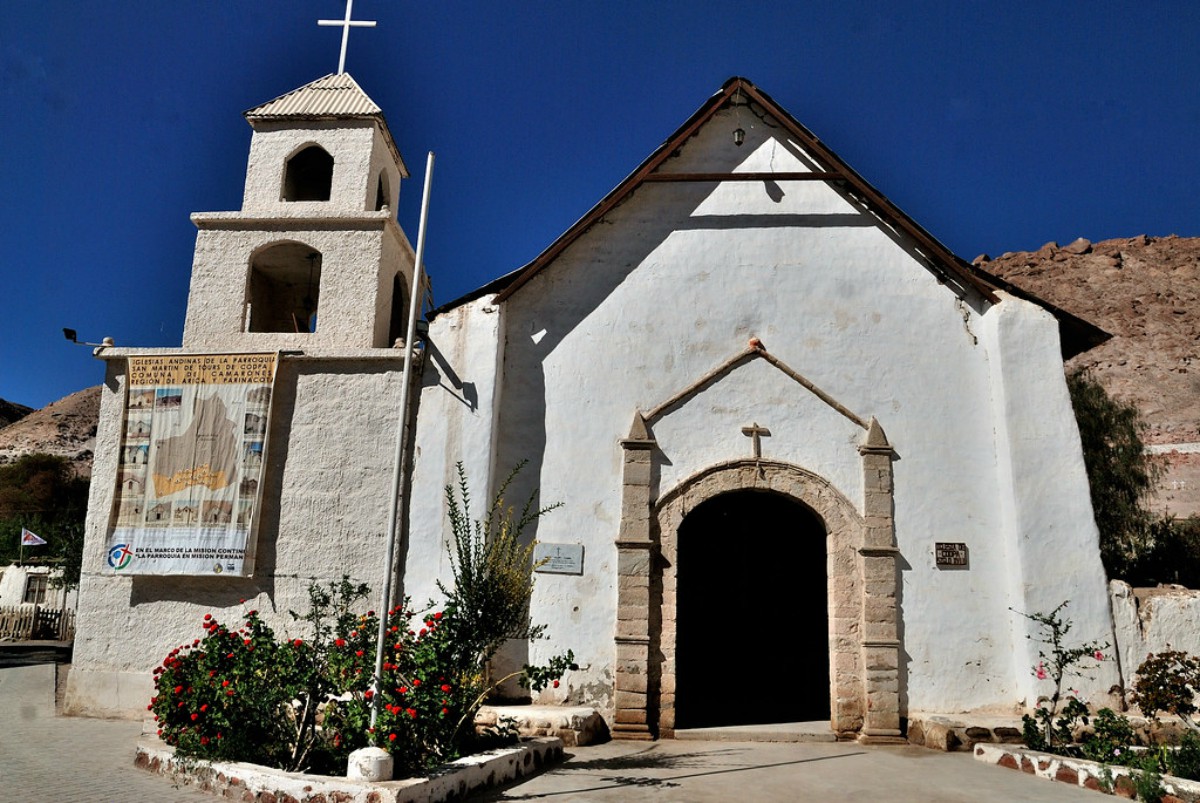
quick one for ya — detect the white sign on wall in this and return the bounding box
[534,543,584,575]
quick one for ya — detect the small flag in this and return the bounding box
[20,528,47,546]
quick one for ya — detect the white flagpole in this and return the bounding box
[371,151,435,728]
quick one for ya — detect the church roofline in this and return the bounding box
[488,76,1000,306]
[243,73,409,178]
[431,77,1109,357]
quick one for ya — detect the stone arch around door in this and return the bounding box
[655,461,858,736]
[614,417,902,743]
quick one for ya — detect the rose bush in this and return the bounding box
[150,464,574,777]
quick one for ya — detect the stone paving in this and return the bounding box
[0,663,212,802]
[1,662,1104,802]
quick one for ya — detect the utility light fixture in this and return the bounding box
[63,328,114,351]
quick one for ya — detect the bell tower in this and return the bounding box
[182,73,414,350]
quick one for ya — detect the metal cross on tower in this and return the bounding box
[318,0,377,75]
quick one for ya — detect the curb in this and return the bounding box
[975,742,1200,802]
[135,736,564,803]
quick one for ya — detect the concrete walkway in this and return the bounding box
[0,663,1098,802]
[470,739,1103,802]
[0,663,212,802]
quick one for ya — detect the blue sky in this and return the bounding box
[3,2,1198,408]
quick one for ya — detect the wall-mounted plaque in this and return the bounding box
[534,543,584,575]
[935,542,968,567]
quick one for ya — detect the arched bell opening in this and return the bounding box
[245,242,322,334]
[283,145,334,202]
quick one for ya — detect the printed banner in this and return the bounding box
[107,353,277,575]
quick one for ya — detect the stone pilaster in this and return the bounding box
[857,417,904,743]
[613,412,656,740]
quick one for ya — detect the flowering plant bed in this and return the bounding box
[976,742,1200,802]
[148,464,576,778]
[1003,602,1200,800]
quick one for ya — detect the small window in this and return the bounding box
[283,145,334,202]
[247,243,322,333]
[24,575,48,605]
[387,273,408,345]
[374,171,390,211]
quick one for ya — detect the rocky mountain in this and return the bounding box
[979,235,1199,516]
[0,386,101,477]
[0,398,34,429]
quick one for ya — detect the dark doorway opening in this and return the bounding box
[674,489,828,728]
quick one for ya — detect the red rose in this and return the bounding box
[553,680,560,689]
[356,650,364,657]
[364,689,374,700]
[293,639,303,647]
[244,639,252,646]
[204,614,212,621]
[200,704,208,712]
[174,685,183,694]
[440,684,451,693]
[335,638,346,647]
[222,680,230,687]
[226,690,234,696]
[191,713,198,721]
[389,733,396,741]
[407,708,417,718]
[434,612,443,620]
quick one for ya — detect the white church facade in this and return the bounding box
[66,73,1121,741]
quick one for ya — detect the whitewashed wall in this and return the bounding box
[0,564,75,609]
[1111,581,1200,673]
[408,107,1118,719]
[65,352,406,717]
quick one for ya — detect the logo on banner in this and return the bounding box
[108,543,134,570]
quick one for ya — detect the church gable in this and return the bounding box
[492,77,997,308]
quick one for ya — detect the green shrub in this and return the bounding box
[1083,708,1138,764]
[1015,601,1108,750]
[1132,650,1200,733]
[150,464,574,777]
[1067,368,1158,580]
[1131,752,1166,802]
[1167,731,1200,782]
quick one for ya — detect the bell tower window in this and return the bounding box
[387,273,408,345]
[374,171,390,211]
[246,243,322,333]
[283,145,333,202]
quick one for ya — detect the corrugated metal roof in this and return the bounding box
[244,73,382,119]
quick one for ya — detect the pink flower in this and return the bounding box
[1035,662,1047,680]
[1094,650,1104,661]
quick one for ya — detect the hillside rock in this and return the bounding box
[0,398,34,429]
[0,386,101,477]
[986,235,1200,515]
